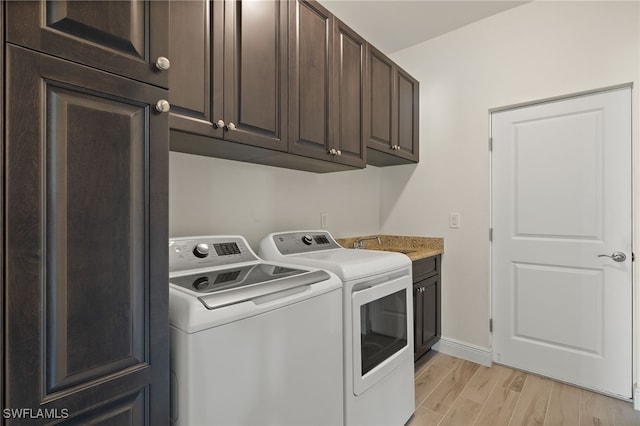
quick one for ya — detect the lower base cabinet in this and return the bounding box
[413,255,441,361]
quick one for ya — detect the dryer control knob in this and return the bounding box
[193,243,210,258]
[301,235,313,245]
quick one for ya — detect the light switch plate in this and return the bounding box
[321,212,329,228]
[449,212,460,229]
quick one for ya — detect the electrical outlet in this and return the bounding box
[321,212,329,228]
[449,212,460,229]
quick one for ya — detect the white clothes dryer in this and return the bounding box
[259,231,415,426]
[169,235,343,426]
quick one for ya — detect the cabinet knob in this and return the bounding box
[155,56,171,71]
[215,120,225,129]
[336,150,342,156]
[155,99,170,113]
[328,148,337,155]
[227,122,236,131]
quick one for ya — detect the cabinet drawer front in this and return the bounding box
[412,255,439,281]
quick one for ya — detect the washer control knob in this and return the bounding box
[193,243,210,258]
[301,235,313,245]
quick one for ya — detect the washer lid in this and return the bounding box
[170,263,332,309]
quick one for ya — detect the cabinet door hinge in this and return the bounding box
[489,228,493,242]
[489,318,493,333]
[633,252,635,262]
[489,137,493,152]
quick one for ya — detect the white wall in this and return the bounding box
[169,152,381,249]
[380,0,640,361]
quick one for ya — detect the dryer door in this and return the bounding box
[351,274,413,395]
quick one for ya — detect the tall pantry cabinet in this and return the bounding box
[3,1,169,424]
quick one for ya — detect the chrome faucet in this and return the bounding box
[353,236,382,249]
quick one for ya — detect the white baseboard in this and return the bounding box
[432,337,492,367]
[634,385,640,411]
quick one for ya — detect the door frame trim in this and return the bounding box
[489,82,633,114]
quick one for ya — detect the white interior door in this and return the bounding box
[491,87,632,398]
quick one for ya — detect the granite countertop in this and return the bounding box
[335,235,444,261]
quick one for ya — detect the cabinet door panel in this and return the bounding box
[369,47,393,151]
[169,0,223,138]
[422,278,438,344]
[5,45,168,424]
[6,0,169,88]
[333,20,366,168]
[224,0,288,150]
[64,393,145,425]
[395,68,420,161]
[289,0,333,160]
[46,87,146,393]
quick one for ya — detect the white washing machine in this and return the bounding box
[259,231,415,426]
[169,236,343,426]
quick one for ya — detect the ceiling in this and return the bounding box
[318,1,529,54]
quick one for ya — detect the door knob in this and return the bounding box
[598,251,627,262]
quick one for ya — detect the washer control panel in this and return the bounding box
[269,231,341,255]
[169,236,258,272]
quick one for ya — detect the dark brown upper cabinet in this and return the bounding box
[168,0,417,173]
[4,44,169,425]
[169,0,288,152]
[367,44,420,166]
[289,0,366,169]
[332,19,368,168]
[6,0,170,88]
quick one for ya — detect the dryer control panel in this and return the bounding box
[169,236,259,272]
[268,231,341,255]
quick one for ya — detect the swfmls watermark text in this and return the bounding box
[2,408,70,420]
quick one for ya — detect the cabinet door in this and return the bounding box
[413,284,424,360]
[414,274,439,360]
[421,276,438,347]
[6,0,169,88]
[367,45,420,166]
[169,0,224,138]
[288,0,334,160]
[5,45,168,425]
[394,67,420,162]
[332,19,367,168]
[368,45,394,153]
[223,0,288,151]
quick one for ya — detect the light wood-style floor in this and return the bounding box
[408,351,640,426]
